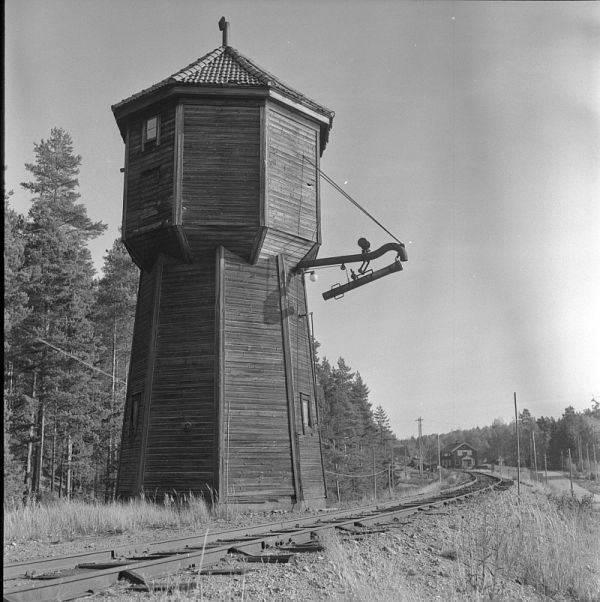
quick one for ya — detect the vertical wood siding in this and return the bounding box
[222,251,295,503]
[266,104,319,245]
[117,93,327,505]
[287,273,326,503]
[124,103,176,248]
[141,258,217,496]
[180,102,261,260]
[116,269,156,497]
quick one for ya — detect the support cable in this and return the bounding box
[303,155,404,245]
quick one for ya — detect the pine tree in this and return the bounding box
[92,237,139,499]
[13,127,106,500]
[4,190,31,504]
[4,191,30,351]
[315,353,393,501]
[373,404,391,449]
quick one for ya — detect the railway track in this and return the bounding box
[3,471,512,601]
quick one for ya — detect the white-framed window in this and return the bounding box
[142,115,160,150]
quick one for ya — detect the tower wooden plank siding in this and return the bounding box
[112,32,334,508]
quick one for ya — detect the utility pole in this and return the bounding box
[389,439,394,496]
[416,417,423,479]
[514,392,521,496]
[586,444,591,480]
[437,433,442,486]
[544,453,548,485]
[567,448,574,496]
[372,446,377,500]
[531,431,538,482]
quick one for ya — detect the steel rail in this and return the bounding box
[3,472,509,602]
[3,473,479,581]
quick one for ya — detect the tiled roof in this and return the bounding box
[112,45,334,124]
[441,441,475,453]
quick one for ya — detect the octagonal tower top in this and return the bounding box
[112,19,334,154]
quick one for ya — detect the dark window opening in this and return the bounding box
[300,392,312,434]
[129,392,141,438]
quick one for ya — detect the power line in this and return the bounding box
[14,327,127,385]
[324,468,387,479]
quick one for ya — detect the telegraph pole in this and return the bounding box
[437,433,442,485]
[372,446,377,500]
[531,431,538,482]
[389,439,394,496]
[514,392,521,496]
[568,448,574,496]
[416,417,423,479]
[586,444,591,480]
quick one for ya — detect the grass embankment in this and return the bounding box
[5,477,598,600]
[325,487,600,601]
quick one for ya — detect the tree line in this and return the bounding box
[4,128,138,506]
[399,402,600,477]
[4,128,598,507]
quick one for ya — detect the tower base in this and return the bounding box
[116,248,326,509]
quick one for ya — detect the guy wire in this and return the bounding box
[303,155,403,245]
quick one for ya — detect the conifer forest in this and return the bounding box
[4,128,599,508]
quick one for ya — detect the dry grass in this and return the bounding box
[319,488,600,601]
[6,479,598,601]
[320,531,418,601]
[452,487,600,601]
[3,493,236,543]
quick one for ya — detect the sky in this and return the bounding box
[5,1,600,439]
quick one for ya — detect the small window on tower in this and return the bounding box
[129,392,141,438]
[142,116,160,150]
[300,392,312,433]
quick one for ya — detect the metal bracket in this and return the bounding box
[296,238,408,301]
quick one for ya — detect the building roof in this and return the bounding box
[112,45,334,133]
[441,441,477,454]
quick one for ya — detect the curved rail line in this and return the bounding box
[3,472,512,602]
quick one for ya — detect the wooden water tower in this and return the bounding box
[112,20,334,508]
